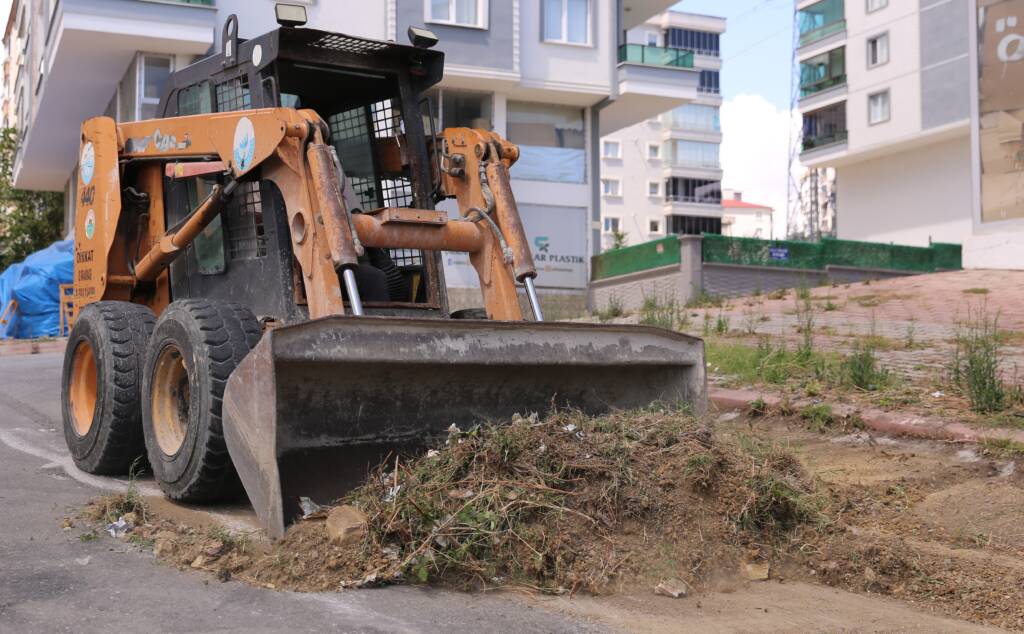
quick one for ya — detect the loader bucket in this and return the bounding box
[222,316,706,538]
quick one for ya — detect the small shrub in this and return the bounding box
[596,295,625,322]
[686,291,723,309]
[639,295,678,330]
[766,288,788,301]
[748,398,770,417]
[799,403,835,431]
[962,287,990,295]
[951,306,1006,414]
[714,311,730,335]
[794,294,817,361]
[842,343,890,391]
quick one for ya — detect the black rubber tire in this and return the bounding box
[141,299,260,502]
[61,301,156,475]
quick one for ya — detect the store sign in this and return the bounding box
[768,247,790,261]
[441,203,588,290]
[976,0,1024,223]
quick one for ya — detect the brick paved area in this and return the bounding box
[698,270,1024,381]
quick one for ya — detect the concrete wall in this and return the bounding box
[920,0,970,130]
[587,238,921,309]
[835,135,973,246]
[447,288,588,321]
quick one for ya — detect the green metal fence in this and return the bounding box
[591,235,962,283]
[702,235,825,270]
[702,235,961,273]
[591,236,681,281]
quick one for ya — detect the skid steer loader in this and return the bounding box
[61,6,706,539]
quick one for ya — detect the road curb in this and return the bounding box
[0,338,67,357]
[709,387,1024,445]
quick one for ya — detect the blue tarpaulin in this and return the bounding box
[0,239,74,339]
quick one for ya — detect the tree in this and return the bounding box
[610,229,628,250]
[0,127,65,270]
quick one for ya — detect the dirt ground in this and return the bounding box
[76,410,1024,632]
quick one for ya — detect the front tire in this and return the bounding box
[61,301,155,475]
[141,300,260,502]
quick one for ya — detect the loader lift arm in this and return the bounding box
[79,108,540,322]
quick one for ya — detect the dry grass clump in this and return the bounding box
[81,407,825,595]
[341,406,823,593]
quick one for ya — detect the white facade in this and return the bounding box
[599,10,725,251]
[796,0,1021,267]
[2,0,699,312]
[721,191,774,239]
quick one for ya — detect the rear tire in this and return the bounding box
[141,300,260,502]
[61,301,156,475]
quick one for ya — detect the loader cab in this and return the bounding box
[157,17,446,324]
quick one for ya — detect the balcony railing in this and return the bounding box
[698,85,720,95]
[666,195,722,205]
[799,19,846,47]
[666,159,721,170]
[800,74,846,98]
[618,44,694,69]
[802,130,848,151]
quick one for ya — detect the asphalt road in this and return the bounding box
[0,352,608,634]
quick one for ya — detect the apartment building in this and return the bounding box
[722,191,774,238]
[796,0,1023,268]
[599,9,725,250]
[2,0,699,315]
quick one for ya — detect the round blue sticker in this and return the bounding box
[80,143,95,186]
[233,117,256,172]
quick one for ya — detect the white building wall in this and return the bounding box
[835,135,973,247]
[842,0,922,152]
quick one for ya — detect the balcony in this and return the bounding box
[802,130,847,151]
[600,44,699,135]
[800,74,846,98]
[799,19,846,47]
[798,0,845,47]
[13,0,216,190]
[618,44,694,68]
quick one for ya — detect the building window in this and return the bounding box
[664,104,721,132]
[603,216,620,232]
[797,0,846,47]
[507,101,585,183]
[648,181,660,197]
[867,0,888,13]
[799,47,846,97]
[601,178,621,196]
[665,140,720,169]
[666,28,720,57]
[646,32,659,47]
[602,140,621,158]
[422,89,493,131]
[698,70,720,94]
[543,0,590,45]
[667,215,722,236]
[139,55,173,120]
[802,102,847,150]
[426,0,487,29]
[868,90,890,125]
[867,33,888,68]
[649,219,661,233]
[665,177,721,205]
[647,143,660,159]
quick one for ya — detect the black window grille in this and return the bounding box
[224,181,266,259]
[309,33,390,55]
[215,75,252,112]
[667,215,722,236]
[666,28,720,56]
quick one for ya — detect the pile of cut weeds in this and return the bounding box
[83,407,827,594]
